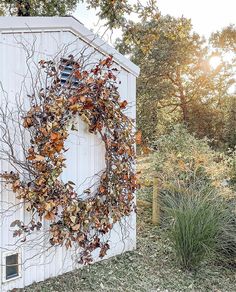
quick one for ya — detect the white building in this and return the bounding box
[0,16,139,291]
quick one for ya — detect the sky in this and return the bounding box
[74,0,236,42]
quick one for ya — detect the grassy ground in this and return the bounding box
[18,203,236,292]
[16,156,235,291]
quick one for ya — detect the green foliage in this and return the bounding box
[0,0,134,27]
[87,0,132,28]
[161,181,236,270]
[216,199,236,264]
[226,148,236,190]
[152,125,234,198]
[0,0,78,16]
[150,126,236,269]
[211,25,236,53]
[118,15,236,147]
[223,96,236,149]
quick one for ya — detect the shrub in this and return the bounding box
[227,148,236,190]
[161,181,236,270]
[148,125,236,269]
[152,125,234,199]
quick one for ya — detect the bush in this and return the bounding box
[227,148,236,190]
[161,181,236,270]
[148,125,236,269]
[152,125,234,199]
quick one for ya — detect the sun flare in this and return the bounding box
[209,56,221,69]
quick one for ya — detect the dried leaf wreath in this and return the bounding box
[1,55,137,264]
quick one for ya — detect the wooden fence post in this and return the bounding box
[152,176,160,225]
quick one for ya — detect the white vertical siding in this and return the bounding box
[0,29,137,291]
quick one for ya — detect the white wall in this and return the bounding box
[0,28,136,291]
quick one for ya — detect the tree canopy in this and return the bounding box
[0,0,133,27]
[0,1,235,149]
[211,25,236,53]
[117,15,236,148]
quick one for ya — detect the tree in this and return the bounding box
[211,25,236,54]
[210,26,236,148]
[0,0,132,27]
[87,0,132,28]
[223,96,236,149]
[117,15,236,146]
[0,0,78,16]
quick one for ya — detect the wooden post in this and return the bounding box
[152,176,160,225]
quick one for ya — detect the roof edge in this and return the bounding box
[0,16,140,77]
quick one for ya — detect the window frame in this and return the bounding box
[2,250,22,282]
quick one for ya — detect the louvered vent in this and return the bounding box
[60,58,79,87]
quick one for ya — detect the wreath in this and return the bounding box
[1,55,137,263]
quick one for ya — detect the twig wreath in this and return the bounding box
[1,55,137,263]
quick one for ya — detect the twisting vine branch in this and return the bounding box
[0,54,137,264]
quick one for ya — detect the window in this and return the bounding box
[6,253,19,280]
[2,251,21,282]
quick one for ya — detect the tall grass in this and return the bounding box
[161,182,235,270]
[216,200,236,265]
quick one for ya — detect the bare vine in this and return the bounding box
[0,51,137,264]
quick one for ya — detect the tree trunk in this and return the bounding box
[179,94,189,124]
[176,69,189,124]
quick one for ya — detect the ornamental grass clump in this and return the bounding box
[148,125,236,270]
[161,182,235,270]
[216,199,236,266]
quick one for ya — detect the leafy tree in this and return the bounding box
[87,0,132,28]
[222,96,236,149]
[211,25,236,54]
[210,26,236,148]
[0,0,133,27]
[0,0,78,16]
[117,15,235,146]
